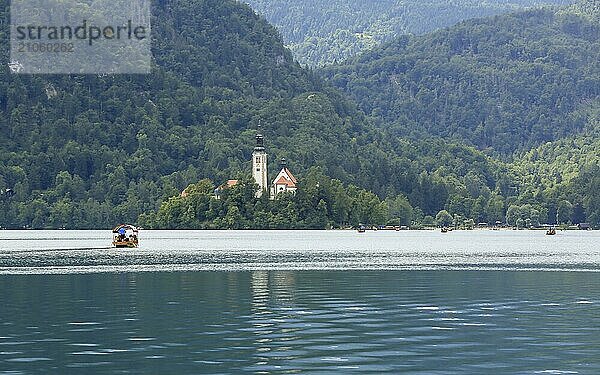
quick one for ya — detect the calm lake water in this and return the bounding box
[1,230,599,373]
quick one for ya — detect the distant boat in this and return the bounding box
[441,227,449,233]
[546,227,557,236]
[357,225,366,233]
[112,224,139,248]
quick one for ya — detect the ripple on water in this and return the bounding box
[65,361,113,368]
[71,350,110,356]
[416,306,440,311]
[2,264,600,373]
[5,357,52,362]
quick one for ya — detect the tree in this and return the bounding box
[3,0,597,230]
[224,205,243,229]
[557,199,574,224]
[306,199,328,229]
[506,205,521,227]
[435,210,453,227]
[422,215,435,227]
[464,218,475,230]
[386,195,414,226]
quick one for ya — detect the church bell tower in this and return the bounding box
[252,133,268,197]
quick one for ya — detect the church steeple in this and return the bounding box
[252,130,268,198]
[254,133,265,151]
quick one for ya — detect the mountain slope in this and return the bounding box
[0,0,508,228]
[246,0,573,67]
[322,5,600,154]
[511,100,600,224]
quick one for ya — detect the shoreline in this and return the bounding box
[0,227,597,232]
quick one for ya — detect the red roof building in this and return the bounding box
[271,160,298,198]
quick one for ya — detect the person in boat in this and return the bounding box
[118,227,126,241]
[112,224,140,248]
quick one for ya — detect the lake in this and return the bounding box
[1,230,599,373]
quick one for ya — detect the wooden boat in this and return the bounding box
[112,224,139,248]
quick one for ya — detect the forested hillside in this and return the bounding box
[511,101,600,225]
[2,0,599,229]
[0,0,507,229]
[323,5,600,154]
[246,0,573,66]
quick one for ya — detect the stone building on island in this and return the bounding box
[211,132,297,199]
[251,132,297,199]
[252,133,268,198]
[270,158,297,197]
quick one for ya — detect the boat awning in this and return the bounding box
[112,224,138,233]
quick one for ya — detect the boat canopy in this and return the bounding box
[112,224,138,234]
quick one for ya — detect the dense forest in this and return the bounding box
[322,6,600,154]
[511,103,600,226]
[319,0,600,227]
[151,2,600,229]
[246,0,573,66]
[141,170,394,230]
[1,0,599,229]
[0,0,509,229]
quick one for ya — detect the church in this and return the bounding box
[252,132,297,199]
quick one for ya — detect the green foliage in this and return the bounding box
[0,0,516,229]
[506,204,545,227]
[312,2,600,227]
[557,199,574,224]
[2,0,598,229]
[148,169,398,229]
[247,0,572,67]
[565,0,600,21]
[510,102,600,225]
[386,195,414,226]
[323,7,600,154]
[435,210,453,227]
[422,215,435,227]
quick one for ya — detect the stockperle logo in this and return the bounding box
[10,0,151,74]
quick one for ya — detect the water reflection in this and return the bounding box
[1,271,600,373]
